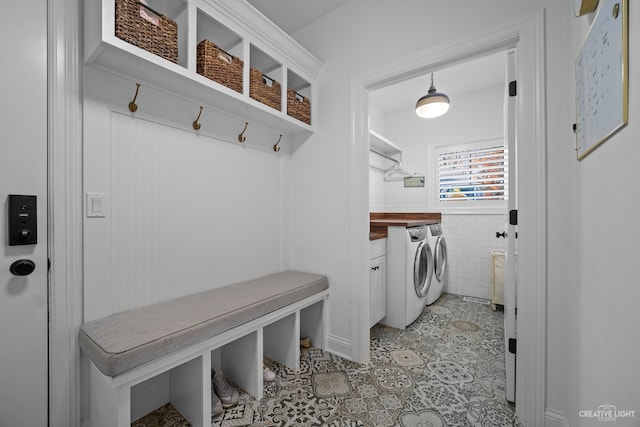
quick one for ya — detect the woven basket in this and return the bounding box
[115,0,178,63]
[250,68,281,111]
[287,89,311,125]
[196,40,244,94]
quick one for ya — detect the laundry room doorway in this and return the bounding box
[350,12,547,426]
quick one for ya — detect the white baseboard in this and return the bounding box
[546,408,569,427]
[326,334,352,360]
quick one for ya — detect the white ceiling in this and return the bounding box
[246,1,507,114]
[246,0,352,34]
[369,51,508,114]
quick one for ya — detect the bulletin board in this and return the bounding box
[575,0,628,160]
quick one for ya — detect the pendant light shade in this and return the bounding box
[415,73,450,118]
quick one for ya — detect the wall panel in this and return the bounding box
[84,74,282,321]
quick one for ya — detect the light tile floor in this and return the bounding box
[132,293,521,426]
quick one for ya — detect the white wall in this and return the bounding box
[371,83,507,299]
[287,0,603,424]
[569,1,640,425]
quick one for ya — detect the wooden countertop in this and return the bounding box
[369,212,441,240]
[369,231,387,241]
[370,219,441,227]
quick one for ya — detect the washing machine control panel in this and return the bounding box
[429,224,443,236]
[407,226,427,241]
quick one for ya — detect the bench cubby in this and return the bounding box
[80,271,329,427]
[212,329,261,400]
[264,312,299,372]
[130,355,207,426]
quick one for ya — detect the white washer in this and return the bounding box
[425,223,448,305]
[381,225,434,329]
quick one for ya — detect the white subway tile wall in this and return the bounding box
[440,214,506,300]
[369,190,385,212]
[383,191,428,212]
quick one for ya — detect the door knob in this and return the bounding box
[496,231,507,239]
[10,259,36,276]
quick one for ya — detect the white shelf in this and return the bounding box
[369,129,402,155]
[85,0,321,137]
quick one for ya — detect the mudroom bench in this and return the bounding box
[78,271,329,427]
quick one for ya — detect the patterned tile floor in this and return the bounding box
[132,293,521,426]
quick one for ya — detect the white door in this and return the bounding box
[0,1,49,425]
[503,50,517,404]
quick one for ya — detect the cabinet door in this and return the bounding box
[370,257,386,327]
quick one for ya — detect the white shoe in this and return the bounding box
[212,371,239,408]
[263,366,276,382]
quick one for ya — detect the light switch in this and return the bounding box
[86,192,106,218]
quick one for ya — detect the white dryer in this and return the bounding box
[425,223,448,305]
[381,225,434,329]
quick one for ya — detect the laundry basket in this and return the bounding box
[287,89,311,124]
[196,39,244,94]
[250,68,281,111]
[115,0,179,63]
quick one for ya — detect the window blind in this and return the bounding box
[437,143,507,202]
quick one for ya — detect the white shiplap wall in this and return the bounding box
[83,69,284,321]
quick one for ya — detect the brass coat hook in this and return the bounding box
[128,83,141,112]
[238,122,248,143]
[192,106,203,130]
[273,134,283,152]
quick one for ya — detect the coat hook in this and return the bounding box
[238,122,248,143]
[273,134,283,152]
[128,83,141,113]
[192,106,204,130]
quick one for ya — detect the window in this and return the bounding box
[435,139,507,209]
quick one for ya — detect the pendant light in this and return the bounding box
[415,73,450,118]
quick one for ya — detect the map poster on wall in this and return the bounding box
[575,0,628,160]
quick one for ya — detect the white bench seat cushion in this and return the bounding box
[78,271,328,377]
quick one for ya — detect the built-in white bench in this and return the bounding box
[78,271,329,427]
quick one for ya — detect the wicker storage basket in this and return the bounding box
[196,40,244,94]
[250,68,281,111]
[287,89,311,125]
[115,0,178,63]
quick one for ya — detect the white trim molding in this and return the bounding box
[350,9,547,426]
[327,334,353,362]
[546,408,571,427]
[48,0,84,425]
[512,9,548,427]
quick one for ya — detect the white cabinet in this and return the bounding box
[370,239,386,327]
[370,256,385,327]
[85,0,321,140]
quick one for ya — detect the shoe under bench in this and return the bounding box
[78,271,329,427]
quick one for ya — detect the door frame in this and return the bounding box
[48,0,83,425]
[350,10,547,426]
